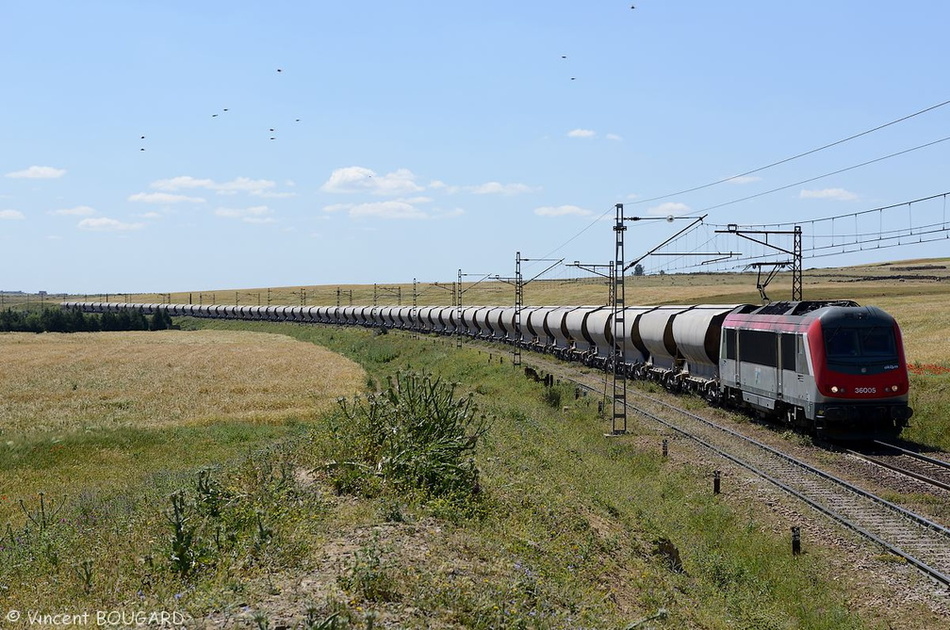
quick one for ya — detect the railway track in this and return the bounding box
[846,441,950,494]
[536,359,950,588]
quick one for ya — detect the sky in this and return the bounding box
[3,1,950,294]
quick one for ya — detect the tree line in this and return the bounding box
[0,307,174,333]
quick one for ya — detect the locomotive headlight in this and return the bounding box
[830,385,843,394]
[889,384,900,392]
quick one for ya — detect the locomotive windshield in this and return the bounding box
[823,325,898,361]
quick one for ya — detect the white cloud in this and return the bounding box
[799,188,858,201]
[321,166,424,196]
[0,209,25,220]
[323,195,460,220]
[729,175,762,184]
[129,192,206,204]
[149,175,276,196]
[150,176,215,190]
[567,129,596,138]
[534,205,592,217]
[325,200,428,219]
[646,202,691,217]
[214,205,275,223]
[467,182,536,195]
[215,177,277,196]
[78,217,144,231]
[368,169,424,196]
[139,212,163,219]
[5,166,66,179]
[413,179,536,196]
[51,205,96,216]
[605,133,623,141]
[320,166,375,193]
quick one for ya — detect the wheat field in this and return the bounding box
[0,330,365,435]
[0,329,366,524]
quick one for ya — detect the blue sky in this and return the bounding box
[3,1,950,294]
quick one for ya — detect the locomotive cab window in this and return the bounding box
[861,327,897,357]
[823,325,897,361]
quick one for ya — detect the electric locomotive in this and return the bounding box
[719,300,912,439]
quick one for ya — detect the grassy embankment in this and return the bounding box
[0,330,364,610]
[2,259,948,627]
[1,316,946,628]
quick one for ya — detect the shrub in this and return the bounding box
[324,371,489,503]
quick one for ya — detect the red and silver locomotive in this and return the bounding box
[719,300,912,439]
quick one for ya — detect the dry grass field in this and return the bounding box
[0,330,365,525]
[0,330,364,434]
[2,260,949,627]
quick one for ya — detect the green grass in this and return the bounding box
[173,319,901,628]
[0,420,302,525]
[3,318,945,627]
[904,373,950,451]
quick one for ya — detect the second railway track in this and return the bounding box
[845,441,950,494]
[534,357,950,590]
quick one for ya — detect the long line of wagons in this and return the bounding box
[63,299,913,440]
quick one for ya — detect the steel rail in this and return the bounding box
[567,378,950,587]
[846,448,950,493]
[874,440,950,470]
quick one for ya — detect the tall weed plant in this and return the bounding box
[324,371,489,506]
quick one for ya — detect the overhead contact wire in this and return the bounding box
[690,135,950,215]
[631,97,950,206]
[536,99,950,266]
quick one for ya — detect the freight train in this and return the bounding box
[61,299,913,440]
